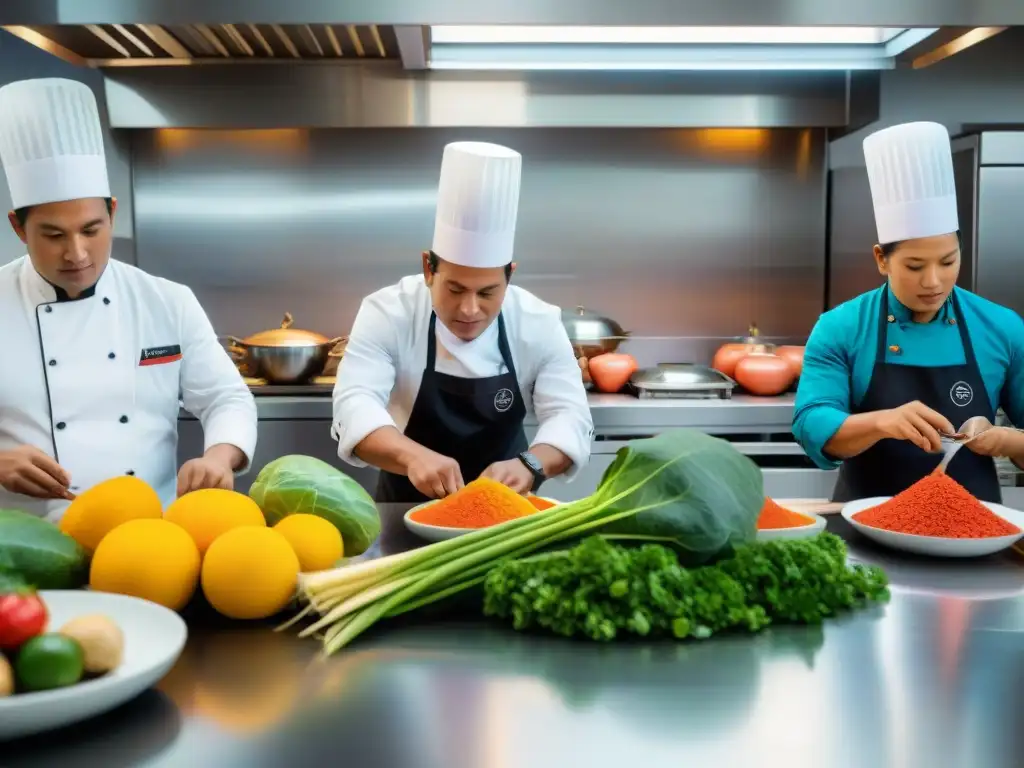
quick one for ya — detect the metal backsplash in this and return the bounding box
[131,127,827,366]
[104,66,853,130]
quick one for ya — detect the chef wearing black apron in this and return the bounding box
[795,121,1024,503]
[332,142,594,503]
[375,312,531,503]
[831,288,1001,503]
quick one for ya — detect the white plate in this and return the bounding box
[841,496,1024,558]
[0,590,187,740]
[404,497,560,543]
[756,511,827,542]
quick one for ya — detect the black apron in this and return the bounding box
[831,288,1001,503]
[376,312,532,503]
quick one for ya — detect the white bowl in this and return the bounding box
[404,497,560,543]
[0,590,187,740]
[756,511,827,542]
[841,496,1024,558]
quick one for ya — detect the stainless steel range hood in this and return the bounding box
[2,0,1024,26]
[0,0,1013,130]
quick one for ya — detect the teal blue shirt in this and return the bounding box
[793,285,1024,469]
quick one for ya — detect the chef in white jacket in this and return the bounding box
[0,78,257,521]
[333,141,593,502]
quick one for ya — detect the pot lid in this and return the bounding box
[560,305,628,341]
[242,313,331,347]
[631,363,733,388]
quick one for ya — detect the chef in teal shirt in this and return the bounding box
[794,121,1024,503]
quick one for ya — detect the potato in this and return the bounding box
[58,615,124,675]
[0,653,12,696]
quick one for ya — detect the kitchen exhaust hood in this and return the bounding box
[1,0,1023,27]
[0,21,1007,73]
[0,1,1012,130]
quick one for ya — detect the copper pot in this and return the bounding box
[561,305,631,359]
[733,352,795,396]
[228,313,346,384]
[711,324,776,379]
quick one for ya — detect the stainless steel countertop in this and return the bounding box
[181,392,797,432]
[8,509,1020,768]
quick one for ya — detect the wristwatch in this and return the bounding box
[518,451,546,484]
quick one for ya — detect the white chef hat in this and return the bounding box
[863,121,958,245]
[0,78,110,210]
[431,141,522,269]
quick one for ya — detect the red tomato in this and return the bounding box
[0,592,48,649]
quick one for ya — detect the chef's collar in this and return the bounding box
[26,259,110,305]
[886,283,954,325]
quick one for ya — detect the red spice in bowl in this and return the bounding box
[853,472,1021,539]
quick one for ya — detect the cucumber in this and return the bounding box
[0,509,89,590]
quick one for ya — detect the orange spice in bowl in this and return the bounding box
[409,478,540,529]
[757,498,814,530]
[526,495,557,511]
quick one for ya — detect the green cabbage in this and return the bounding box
[597,429,764,565]
[249,455,381,556]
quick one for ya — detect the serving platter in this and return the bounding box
[0,590,187,740]
[841,497,1024,558]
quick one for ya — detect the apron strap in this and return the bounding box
[495,313,518,380]
[426,311,438,370]
[949,291,980,370]
[426,311,517,379]
[876,285,892,359]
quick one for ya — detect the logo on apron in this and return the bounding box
[950,381,974,407]
[494,388,515,412]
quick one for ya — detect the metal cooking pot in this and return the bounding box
[560,305,631,359]
[228,312,346,384]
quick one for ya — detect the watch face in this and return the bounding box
[521,452,543,474]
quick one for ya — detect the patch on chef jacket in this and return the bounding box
[139,345,183,366]
[950,381,973,407]
[494,388,515,412]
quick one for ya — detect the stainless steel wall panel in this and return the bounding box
[978,132,1024,165]
[131,127,827,362]
[104,66,851,129]
[975,166,1024,318]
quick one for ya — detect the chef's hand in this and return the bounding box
[406,448,464,499]
[0,446,74,500]
[875,400,955,453]
[481,459,534,495]
[177,456,235,497]
[963,426,1017,458]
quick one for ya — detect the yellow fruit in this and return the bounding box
[90,519,200,611]
[201,527,299,620]
[165,488,266,555]
[60,476,163,553]
[272,515,344,572]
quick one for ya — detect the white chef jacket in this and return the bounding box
[0,256,258,522]
[332,275,594,479]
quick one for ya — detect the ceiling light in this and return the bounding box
[430,26,907,46]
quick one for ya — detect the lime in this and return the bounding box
[15,634,85,692]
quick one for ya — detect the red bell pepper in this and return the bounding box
[0,590,48,650]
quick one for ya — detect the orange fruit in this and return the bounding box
[90,518,200,611]
[165,488,266,555]
[60,476,163,553]
[272,515,343,572]
[201,527,299,620]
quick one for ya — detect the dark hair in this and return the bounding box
[879,230,962,258]
[13,197,114,228]
[427,250,513,282]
